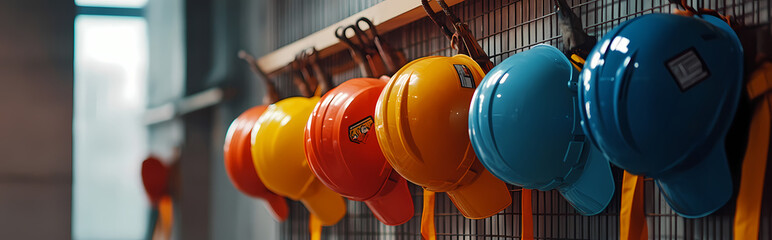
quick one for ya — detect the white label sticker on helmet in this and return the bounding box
[666,48,710,91]
[454,64,476,88]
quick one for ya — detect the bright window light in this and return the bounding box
[75,0,148,8]
[72,15,149,240]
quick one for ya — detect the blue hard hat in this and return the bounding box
[469,44,615,215]
[579,13,743,218]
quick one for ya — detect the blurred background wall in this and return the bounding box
[0,1,75,239]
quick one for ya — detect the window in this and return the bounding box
[72,2,149,240]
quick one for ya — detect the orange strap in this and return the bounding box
[420,189,436,240]
[309,214,322,240]
[620,171,648,240]
[155,196,174,240]
[570,54,587,71]
[734,62,772,240]
[521,189,534,240]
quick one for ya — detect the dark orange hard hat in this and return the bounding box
[305,78,414,226]
[141,156,169,206]
[224,105,289,221]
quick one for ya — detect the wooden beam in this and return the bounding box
[256,0,465,74]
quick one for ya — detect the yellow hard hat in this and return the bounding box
[251,96,346,226]
[374,55,511,219]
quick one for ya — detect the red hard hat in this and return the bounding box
[224,105,289,221]
[305,78,414,226]
[141,156,169,206]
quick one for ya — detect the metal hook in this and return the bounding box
[351,24,375,48]
[290,53,313,97]
[337,25,374,77]
[421,0,454,38]
[670,0,734,27]
[423,0,493,72]
[355,17,407,75]
[297,49,320,96]
[306,47,334,96]
[238,50,279,104]
[554,0,596,59]
[435,0,462,27]
[355,17,380,39]
[336,26,362,54]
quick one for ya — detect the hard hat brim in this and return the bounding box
[557,145,615,216]
[262,193,290,222]
[654,140,732,218]
[446,169,511,219]
[300,181,347,226]
[363,177,415,226]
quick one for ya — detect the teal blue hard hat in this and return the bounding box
[579,13,743,218]
[469,44,615,215]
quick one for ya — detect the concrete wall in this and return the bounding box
[0,1,75,239]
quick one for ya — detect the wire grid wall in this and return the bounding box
[268,0,772,239]
[273,0,384,47]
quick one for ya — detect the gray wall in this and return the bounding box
[0,1,75,239]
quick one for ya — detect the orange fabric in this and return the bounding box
[570,54,586,71]
[734,62,772,240]
[421,189,436,240]
[620,171,648,240]
[309,214,322,240]
[156,196,173,240]
[521,189,533,240]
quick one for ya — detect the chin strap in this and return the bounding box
[734,61,772,240]
[521,189,534,240]
[422,0,493,73]
[570,53,648,240]
[150,196,174,240]
[570,54,586,72]
[420,189,436,240]
[309,214,322,240]
[620,171,648,240]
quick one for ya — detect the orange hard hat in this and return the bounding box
[305,78,414,226]
[374,55,512,219]
[252,97,346,226]
[224,105,289,221]
[141,156,169,206]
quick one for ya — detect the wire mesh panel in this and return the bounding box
[268,0,772,239]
